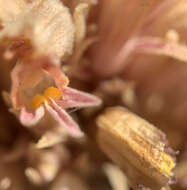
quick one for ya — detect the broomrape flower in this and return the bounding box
[0,0,101,137]
[1,0,187,189]
[21,86,101,137]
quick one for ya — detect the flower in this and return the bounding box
[20,86,101,137]
[1,0,187,189]
[0,0,101,137]
[89,0,187,77]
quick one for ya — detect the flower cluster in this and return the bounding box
[1,0,187,190]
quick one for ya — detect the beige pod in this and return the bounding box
[95,107,175,190]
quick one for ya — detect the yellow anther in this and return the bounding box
[44,87,62,100]
[31,94,48,110]
[160,152,175,176]
[31,87,62,110]
[24,39,31,45]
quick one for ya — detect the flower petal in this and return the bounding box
[11,60,44,109]
[45,99,83,137]
[73,3,89,44]
[114,35,187,74]
[135,36,187,62]
[58,87,102,109]
[41,55,69,89]
[11,62,26,109]
[20,106,45,127]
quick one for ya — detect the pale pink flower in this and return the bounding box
[0,0,101,137]
[89,0,187,77]
[20,86,101,137]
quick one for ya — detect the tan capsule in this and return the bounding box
[95,107,176,190]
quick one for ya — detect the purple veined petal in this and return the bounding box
[20,106,45,127]
[58,87,102,109]
[45,99,84,137]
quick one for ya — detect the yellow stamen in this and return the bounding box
[31,87,62,110]
[31,94,48,110]
[160,152,175,176]
[44,87,62,100]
